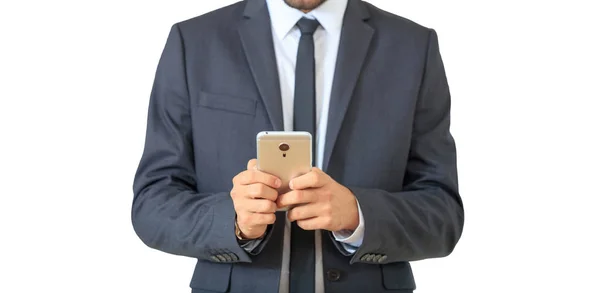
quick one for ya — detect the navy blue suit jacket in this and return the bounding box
[132,0,464,292]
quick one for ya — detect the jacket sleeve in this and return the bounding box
[334,29,464,264]
[131,24,270,264]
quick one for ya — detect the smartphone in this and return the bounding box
[256,131,312,210]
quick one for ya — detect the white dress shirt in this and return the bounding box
[243,1,366,293]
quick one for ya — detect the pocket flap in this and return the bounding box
[197,91,257,116]
[381,262,417,290]
[190,260,232,292]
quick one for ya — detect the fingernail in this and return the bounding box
[275,179,281,187]
[289,181,294,189]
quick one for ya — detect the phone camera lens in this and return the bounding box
[279,143,290,151]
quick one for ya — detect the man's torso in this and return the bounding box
[177,1,430,292]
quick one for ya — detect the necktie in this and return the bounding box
[290,17,320,293]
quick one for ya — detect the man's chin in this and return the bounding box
[284,0,327,11]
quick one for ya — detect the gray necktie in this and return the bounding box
[290,17,320,293]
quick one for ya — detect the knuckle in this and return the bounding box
[236,173,246,185]
[232,198,242,210]
[233,172,245,185]
[322,217,332,228]
[232,187,245,200]
[323,204,332,215]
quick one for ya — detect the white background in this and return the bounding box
[1,0,599,292]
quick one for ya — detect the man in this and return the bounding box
[132,0,464,292]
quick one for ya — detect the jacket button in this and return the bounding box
[228,252,239,261]
[360,254,371,261]
[372,254,382,262]
[378,255,388,263]
[216,254,227,262]
[326,269,341,282]
[222,253,233,262]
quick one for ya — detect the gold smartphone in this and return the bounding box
[256,131,312,210]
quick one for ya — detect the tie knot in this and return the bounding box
[296,18,320,35]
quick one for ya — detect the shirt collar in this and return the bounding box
[266,0,348,40]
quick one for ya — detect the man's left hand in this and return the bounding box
[277,168,359,232]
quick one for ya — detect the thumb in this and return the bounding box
[247,158,257,170]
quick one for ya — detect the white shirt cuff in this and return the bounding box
[332,198,365,253]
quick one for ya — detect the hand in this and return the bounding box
[277,168,359,232]
[230,159,281,239]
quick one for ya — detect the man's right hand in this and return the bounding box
[230,159,281,239]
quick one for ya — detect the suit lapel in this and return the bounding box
[239,0,284,131]
[323,0,374,172]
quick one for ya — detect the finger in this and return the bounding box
[253,213,276,225]
[289,168,328,190]
[245,213,277,226]
[287,203,320,222]
[245,198,277,213]
[247,159,257,170]
[277,189,317,208]
[238,170,281,189]
[237,212,276,227]
[245,183,278,201]
[296,216,324,231]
